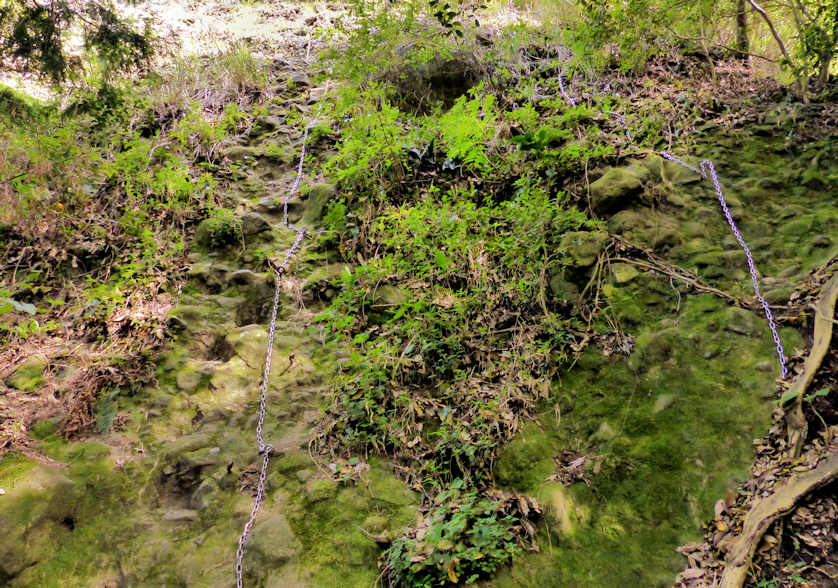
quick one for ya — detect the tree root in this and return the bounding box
[719,451,838,588]
[783,272,838,457]
[609,235,752,309]
[719,272,838,588]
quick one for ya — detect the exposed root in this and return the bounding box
[783,272,838,457]
[719,450,838,588]
[610,235,750,308]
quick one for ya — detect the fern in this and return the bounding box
[436,89,497,174]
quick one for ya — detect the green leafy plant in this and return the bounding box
[436,87,497,173]
[201,208,242,249]
[324,84,421,195]
[381,482,535,586]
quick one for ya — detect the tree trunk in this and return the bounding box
[735,0,749,58]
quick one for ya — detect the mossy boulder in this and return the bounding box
[364,465,418,507]
[5,356,47,392]
[536,483,583,536]
[560,230,609,267]
[303,183,337,224]
[176,359,215,393]
[724,307,762,337]
[240,212,272,237]
[549,274,581,304]
[194,217,242,251]
[494,423,554,490]
[590,165,648,213]
[246,513,301,566]
[641,154,702,186]
[0,465,75,578]
[222,144,260,161]
[610,263,640,284]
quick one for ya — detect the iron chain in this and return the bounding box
[235,122,312,588]
[698,159,788,379]
[660,153,788,379]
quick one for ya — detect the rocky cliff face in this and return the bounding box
[2,74,836,588]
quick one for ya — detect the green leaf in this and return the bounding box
[780,385,804,404]
[434,250,452,270]
[804,388,830,403]
[0,297,36,315]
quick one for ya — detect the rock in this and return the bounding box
[560,231,609,267]
[366,469,417,507]
[163,509,198,522]
[812,234,832,248]
[691,251,725,279]
[303,183,337,223]
[187,262,229,292]
[629,329,679,370]
[228,269,267,287]
[494,424,554,489]
[255,194,305,222]
[641,154,701,185]
[653,394,676,413]
[589,165,647,213]
[5,356,47,391]
[362,514,390,534]
[765,286,795,305]
[720,249,747,267]
[371,285,407,307]
[777,265,801,278]
[778,216,813,238]
[0,466,75,578]
[254,115,283,133]
[305,478,338,502]
[176,361,213,393]
[264,566,306,588]
[164,433,213,456]
[539,484,577,535]
[591,421,618,442]
[176,370,203,392]
[611,263,639,284]
[194,217,242,251]
[240,212,271,237]
[725,307,761,337]
[223,145,260,161]
[289,72,310,87]
[182,447,221,468]
[225,325,274,367]
[755,361,774,372]
[549,274,581,304]
[190,479,218,510]
[247,514,301,565]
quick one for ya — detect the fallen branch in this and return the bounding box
[782,272,838,457]
[719,451,838,588]
[609,235,750,308]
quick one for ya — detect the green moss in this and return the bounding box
[500,287,782,586]
[494,423,555,491]
[29,420,58,440]
[281,460,418,586]
[5,357,47,392]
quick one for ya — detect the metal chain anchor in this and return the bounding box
[235,123,314,588]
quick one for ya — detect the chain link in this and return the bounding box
[235,121,312,588]
[557,65,787,379]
